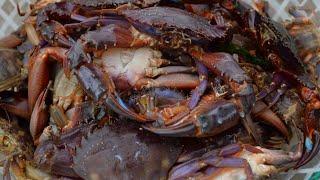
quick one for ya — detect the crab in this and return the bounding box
[169,143,302,180]
[285,8,320,90]
[208,0,320,167]
[25,3,294,147]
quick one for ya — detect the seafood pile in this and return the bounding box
[0,0,320,179]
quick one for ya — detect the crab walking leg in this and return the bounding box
[145,66,196,78]
[76,64,148,122]
[188,61,208,109]
[134,74,200,90]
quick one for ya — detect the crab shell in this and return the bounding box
[73,120,182,179]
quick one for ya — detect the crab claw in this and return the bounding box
[145,93,289,139]
[76,64,149,122]
[30,82,51,142]
[144,95,240,137]
[28,47,68,113]
[169,143,302,180]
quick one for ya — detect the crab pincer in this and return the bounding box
[143,50,288,140]
[191,52,259,141]
[75,64,148,122]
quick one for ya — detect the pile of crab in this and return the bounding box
[0,0,320,179]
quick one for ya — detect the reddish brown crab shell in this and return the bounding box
[73,121,182,179]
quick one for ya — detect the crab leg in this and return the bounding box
[188,61,208,109]
[0,34,22,48]
[144,94,240,137]
[145,66,195,78]
[66,24,157,70]
[0,96,29,119]
[76,64,148,122]
[169,144,258,180]
[28,47,68,112]
[30,82,50,142]
[252,101,289,138]
[257,71,320,167]
[134,73,199,90]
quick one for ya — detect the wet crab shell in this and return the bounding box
[73,120,182,180]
